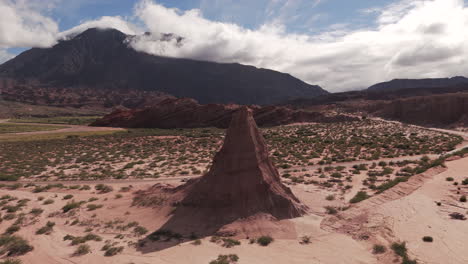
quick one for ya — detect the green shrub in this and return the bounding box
[4,225,20,235]
[43,199,54,205]
[257,236,273,246]
[446,177,454,182]
[0,258,22,264]
[133,226,148,236]
[373,244,386,254]
[0,235,34,256]
[95,184,113,193]
[460,195,467,203]
[350,191,370,203]
[209,254,239,264]
[63,195,73,200]
[30,208,43,216]
[422,236,433,242]
[104,246,124,256]
[62,201,82,213]
[36,222,55,235]
[74,244,91,256]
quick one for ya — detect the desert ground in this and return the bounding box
[0,117,467,264]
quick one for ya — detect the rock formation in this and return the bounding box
[179,106,307,221]
[91,97,358,128]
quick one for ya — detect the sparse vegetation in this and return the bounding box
[209,254,239,264]
[257,235,273,246]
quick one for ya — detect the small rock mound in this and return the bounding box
[180,106,307,221]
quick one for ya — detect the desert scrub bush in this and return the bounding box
[95,184,113,193]
[460,195,467,203]
[63,194,73,200]
[73,244,91,256]
[43,199,54,205]
[115,194,123,199]
[29,208,43,216]
[133,226,148,236]
[422,236,433,242]
[3,214,16,221]
[0,235,34,256]
[209,254,239,264]
[446,177,454,181]
[62,201,84,213]
[0,258,22,264]
[88,197,98,202]
[104,246,124,256]
[86,204,103,211]
[79,185,91,191]
[257,235,273,246]
[324,206,338,215]
[4,225,20,235]
[211,237,241,248]
[300,235,311,244]
[36,221,55,235]
[325,194,335,201]
[65,233,103,245]
[350,191,370,204]
[372,244,386,254]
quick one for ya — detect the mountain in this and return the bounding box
[0,28,328,106]
[367,76,468,92]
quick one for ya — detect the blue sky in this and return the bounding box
[2,0,468,91]
[49,0,394,34]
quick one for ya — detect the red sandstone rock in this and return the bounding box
[180,107,307,220]
[91,97,357,128]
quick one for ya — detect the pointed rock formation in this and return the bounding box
[180,106,307,221]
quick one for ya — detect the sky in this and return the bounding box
[1,0,468,92]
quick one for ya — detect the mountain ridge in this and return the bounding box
[0,28,328,106]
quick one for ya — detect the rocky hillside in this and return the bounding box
[0,28,327,106]
[371,92,468,127]
[367,76,468,92]
[91,98,358,129]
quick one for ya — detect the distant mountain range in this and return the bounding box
[367,77,468,92]
[0,28,327,106]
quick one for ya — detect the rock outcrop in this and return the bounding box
[180,107,307,221]
[91,98,358,128]
[372,92,468,127]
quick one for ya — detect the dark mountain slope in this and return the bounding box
[367,76,468,92]
[0,28,327,106]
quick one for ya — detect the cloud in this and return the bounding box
[0,0,59,48]
[3,0,468,92]
[58,16,140,39]
[126,0,468,91]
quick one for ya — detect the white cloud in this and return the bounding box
[0,0,59,48]
[127,0,468,91]
[3,0,468,92]
[58,16,140,39]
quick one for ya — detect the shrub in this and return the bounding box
[221,238,240,248]
[29,208,43,216]
[325,194,335,201]
[257,236,273,246]
[373,244,386,254]
[324,206,338,215]
[391,242,407,258]
[191,239,202,245]
[350,191,370,203]
[104,246,123,256]
[4,225,20,235]
[300,235,311,244]
[446,177,454,182]
[460,195,467,203]
[115,194,123,199]
[95,184,113,193]
[36,222,55,235]
[422,236,433,242]
[0,235,34,256]
[63,195,73,200]
[209,254,239,264]
[74,244,91,256]
[133,226,148,236]
[86,204,103,211]
[43,199,54,205]
[147,229,182,241]
[62,201,82,213]
[0,259,22,264]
